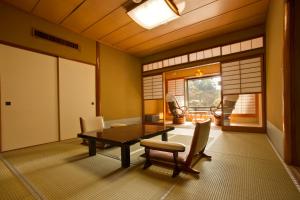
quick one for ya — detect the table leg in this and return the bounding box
[162,132,168,141]
[121,144,130,168]
[88,139,96,156]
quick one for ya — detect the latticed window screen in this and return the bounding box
[143,75,163,99]
[232,94,256,114]
[222,57,262,95]
[167,79,185,107]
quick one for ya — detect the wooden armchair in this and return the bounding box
[140,119,211,177]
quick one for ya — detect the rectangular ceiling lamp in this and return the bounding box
[127,0,182,29]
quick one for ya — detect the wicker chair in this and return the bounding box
[167,95,188,124]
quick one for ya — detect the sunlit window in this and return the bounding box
[187,76,221,110]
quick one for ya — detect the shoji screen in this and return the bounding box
[221,56,263,129]
[0,44,59,151]
[143,75,163,99]
[167,79,184,106]
[222,57,262,95]
[59,58,96,140]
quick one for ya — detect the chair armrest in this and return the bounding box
[140,139,186,152]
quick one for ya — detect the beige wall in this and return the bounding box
[100,44,142,120]
[266,0,284,131]
[0,2,96,64]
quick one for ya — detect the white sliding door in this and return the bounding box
[58,58,95,140]
[0,44,59,151]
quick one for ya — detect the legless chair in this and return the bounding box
[140,119,211,177]
[80,116,107,148]
[80,116,105,133]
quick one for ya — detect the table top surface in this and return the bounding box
[77,124,174,144]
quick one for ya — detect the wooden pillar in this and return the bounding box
[283,0,300,165]
[96,42,101,116]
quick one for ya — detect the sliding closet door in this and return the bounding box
[58,58,95,140]
[0,44,59,151]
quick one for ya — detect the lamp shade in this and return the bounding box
[127,0,185,29]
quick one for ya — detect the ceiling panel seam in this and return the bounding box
[59,0,87,24]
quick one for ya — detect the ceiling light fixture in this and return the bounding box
[127,0,186,29]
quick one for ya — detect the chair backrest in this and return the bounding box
[168,101,179,117]
[80,116,104,132]
[185,119,211,165]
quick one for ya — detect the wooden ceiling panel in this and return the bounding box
[182,0,218,14]
[82,7,131,40]
[115,0,266,50]
[100,22,145,45]
[32,0,84,23]
[62,0,127,33]
[125,0,268,55]
[100,0,218,47]
[2,0,38,12]
[133,15,266,57]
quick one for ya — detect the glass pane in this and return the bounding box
[187,76,221,110]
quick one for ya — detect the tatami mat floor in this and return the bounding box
[0,130,299,200]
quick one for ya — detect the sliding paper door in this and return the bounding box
[0,44,59,151]
[58,58,96,140]
[221,56,264,131]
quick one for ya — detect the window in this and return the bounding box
[187,76,221,110]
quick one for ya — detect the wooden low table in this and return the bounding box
[78,124,174,168]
